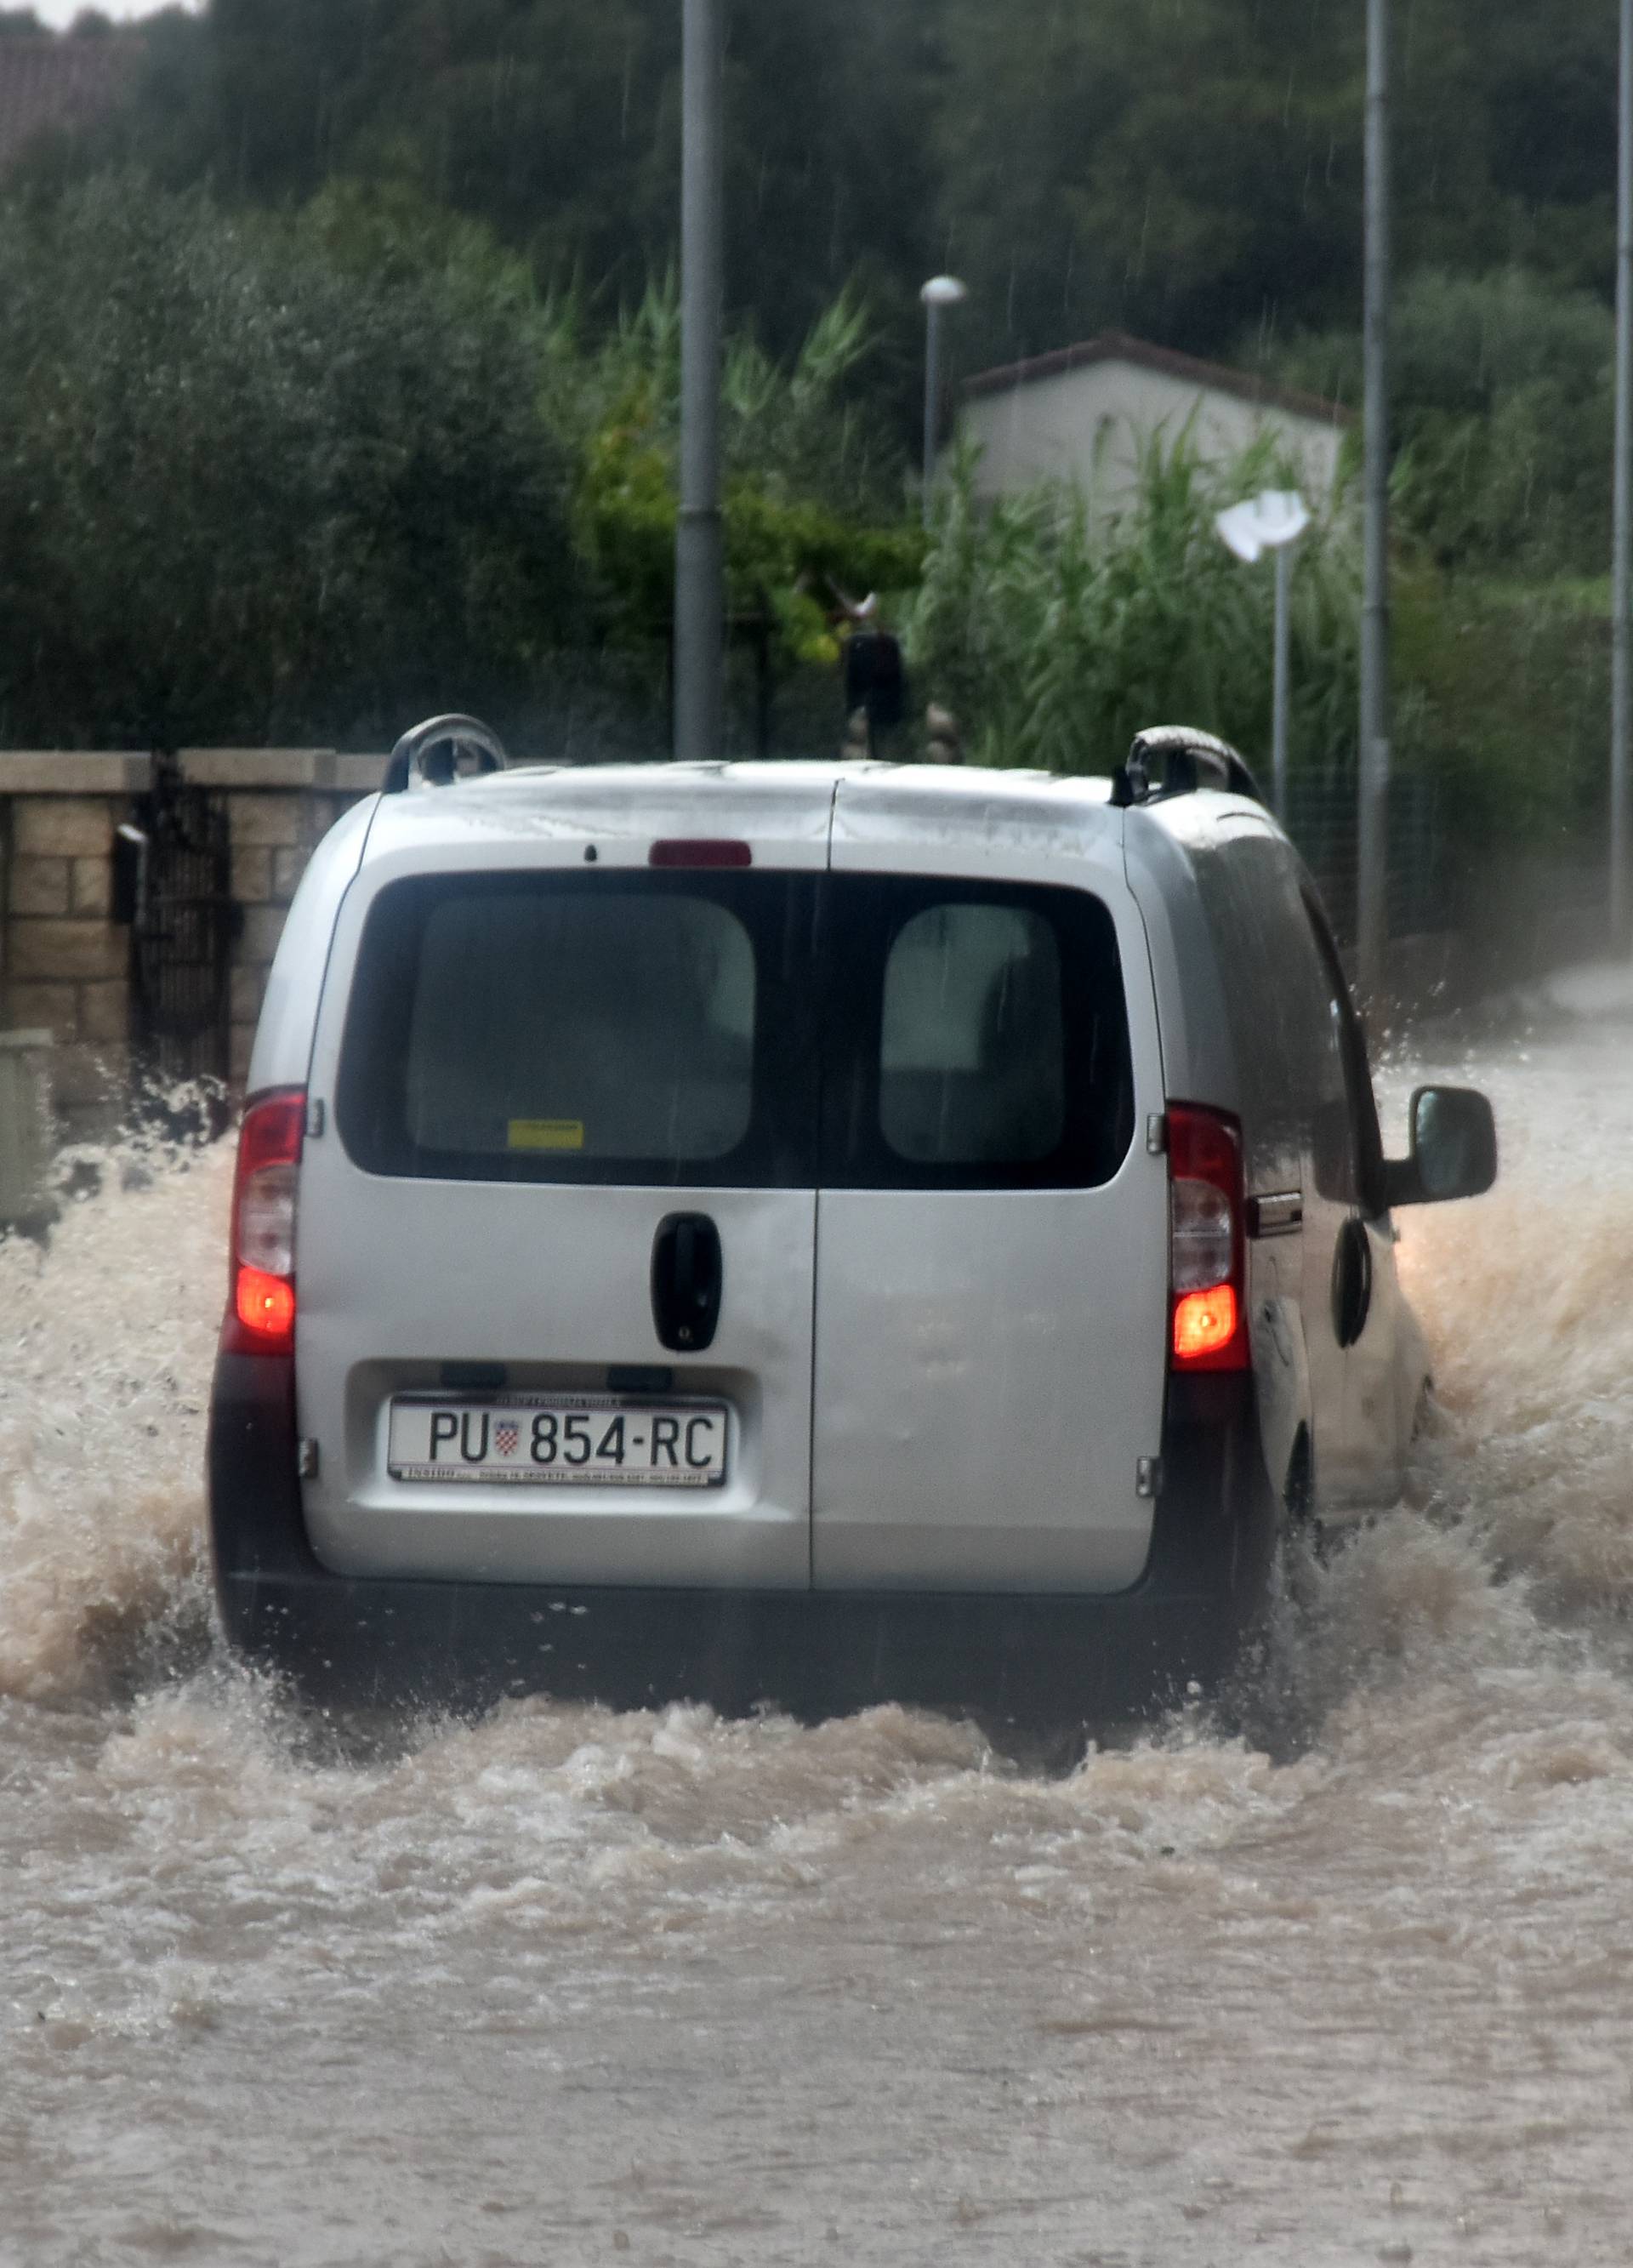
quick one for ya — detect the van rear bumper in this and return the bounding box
[213,1564,1254,1722]
[209,1353,1274,1723]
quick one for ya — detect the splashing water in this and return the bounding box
[3,1017,1633,2266]
[0,1131,228,1703]
[1391,1028,1633,1621]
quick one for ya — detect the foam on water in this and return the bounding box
[4,1023,1633,2263]
[1385,1020,1633,1620]
[0,1132,228,1702]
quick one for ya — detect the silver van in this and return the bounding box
[208,721,1496,1717]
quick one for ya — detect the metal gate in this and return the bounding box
[1285,771,1449,943]
[126,755,235,1098]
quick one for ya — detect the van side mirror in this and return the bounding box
[1383,1085,1497,1209]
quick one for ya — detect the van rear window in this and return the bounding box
[880,903,1064,1164]
[824,877,1132,1191]
[409,894,753,1160]
[336,872,819,1186]
[335,870,1132,1191]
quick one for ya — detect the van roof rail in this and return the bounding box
[1110,726,1264,810]
[383,714,509,795]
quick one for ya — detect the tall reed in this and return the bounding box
[907,432,1361,781]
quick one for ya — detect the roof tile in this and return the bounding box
[964,328,1354,429]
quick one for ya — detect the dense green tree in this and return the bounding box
[14,0,1621,432]
[52,0,942,400]
[1282,268,1616,573]
[0,174,916,751]
[925,0,1365,368]
[0,177,580,747]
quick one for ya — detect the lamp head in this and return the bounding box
[920,275,969,310]
[1215,488,1311,564]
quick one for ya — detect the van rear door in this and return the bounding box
[292,775,826,1591]
[812,792,1169,1593]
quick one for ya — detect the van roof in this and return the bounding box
[356,757,1271,869]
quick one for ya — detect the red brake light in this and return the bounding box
[648,839,753,868]
[1168,1104,1249,1373]
[224,1087,304,1355]
[236,1267,298,1339]
[1173,1284,1240,1363]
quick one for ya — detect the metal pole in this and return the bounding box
[922,300,942,527]
[1613,0,1633,941]
[1272,542,1292,825]
[674,0,725,762]
[1357,0,1391,995]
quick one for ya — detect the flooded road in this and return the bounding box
[4,1011,1633,2266]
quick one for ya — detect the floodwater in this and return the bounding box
[4,1006,1633,2267]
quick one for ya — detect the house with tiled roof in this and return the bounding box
[958,330,1354,509]
[0,31,145,174]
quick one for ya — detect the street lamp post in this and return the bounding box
[1273,541,1294,819]
[1216,489,1312,825]
[674,0,725,763]
[920,275,967,527]
[1613,0,1632,941]
[1357,0,1392,995]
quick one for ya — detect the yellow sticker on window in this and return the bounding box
[508,1119,585,1151]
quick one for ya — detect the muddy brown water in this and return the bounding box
[3,1017,1633,2266]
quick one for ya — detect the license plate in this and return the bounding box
[387,1393,729,1488]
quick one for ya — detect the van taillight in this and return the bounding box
[1167,1104,1249,1373]
[224,1088,304,1356]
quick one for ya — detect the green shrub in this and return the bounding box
[0,176,579,748]
[1277,270,1614,578]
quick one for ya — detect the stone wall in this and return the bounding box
[0,749,383,1136]
[179,751,382,1083]
[0,754,147,1131]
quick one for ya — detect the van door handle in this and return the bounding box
[651,1213,723,1353]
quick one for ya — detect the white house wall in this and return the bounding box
[959,359,1347,510]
